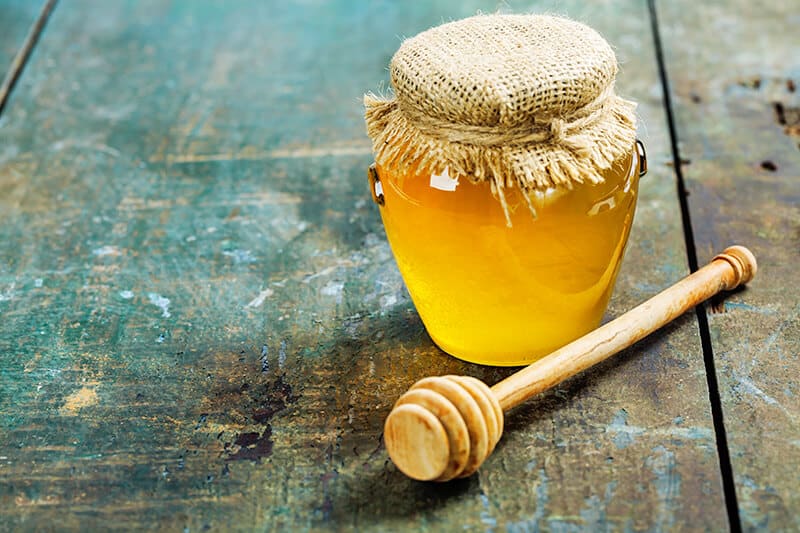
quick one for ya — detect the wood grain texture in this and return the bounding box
[657,1,800,530]
[0,0,728,530]
[0,0,44,80]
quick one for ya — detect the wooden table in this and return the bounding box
[0,1,796,531]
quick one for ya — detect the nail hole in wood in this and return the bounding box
[760,160,778,172]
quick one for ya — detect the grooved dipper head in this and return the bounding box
[384,375,503,481]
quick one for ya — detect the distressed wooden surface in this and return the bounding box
[0,0,734,530]
[0,0,43,78]
[658,1,800,530]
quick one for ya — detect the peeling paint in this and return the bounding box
[0,283,15,302]
[223,249,257,264]
[647,446,681,531]
[732,372,794,420]
[92,245,121,257]
[59,386,99,415]
[278,340,287,368]
[147,292,171,318]
[723,301,776,314]
[320,281,344,297]
[605,409,712,449]
[245,288,274,308]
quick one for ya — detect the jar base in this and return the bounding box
[429,334,548,367]
[427,316,605,367]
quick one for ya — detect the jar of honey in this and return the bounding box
[364,15,644,366]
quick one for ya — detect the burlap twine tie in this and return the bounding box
[364,14,637,225]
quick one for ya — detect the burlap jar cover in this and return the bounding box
[364,14,637,225]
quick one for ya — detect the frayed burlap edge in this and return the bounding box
[364,93,637,225]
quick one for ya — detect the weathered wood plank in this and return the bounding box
[657,1,800,530]
[1,0,726,530]
[0,0,44,82]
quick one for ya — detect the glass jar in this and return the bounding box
[371,142,646,366]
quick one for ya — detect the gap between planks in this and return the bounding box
[647,1,743,531]
[0,0,59,116]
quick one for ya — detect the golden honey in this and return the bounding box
[376,149,640,366]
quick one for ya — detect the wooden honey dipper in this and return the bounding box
[384,245,757,481]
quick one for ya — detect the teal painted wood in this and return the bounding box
[1,0,726,530]
[0,0,44,81]
[657,1,800,530]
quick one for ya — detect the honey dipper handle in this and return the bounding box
[491,246,757,411]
